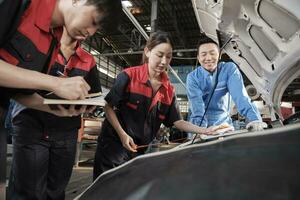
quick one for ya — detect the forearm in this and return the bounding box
[174,120,207,134]
[186,79,207,126]
[104,103,127,138]
[0,60,91,100]
[14,93,89,117]
[14,93,52,113]
[227,66,261,121]
[0,60,59,91]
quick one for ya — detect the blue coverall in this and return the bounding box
[186,62,261,128]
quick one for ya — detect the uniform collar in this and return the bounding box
[200,64,218,77]
[139,63,169,89]
[35,0,57,33]
[74,43,88,63]
[160,70,170,89]
[58,42,87,63]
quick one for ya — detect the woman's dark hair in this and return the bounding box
[142,30,173,63]
[197,35,219,55]
[86,0,122,32]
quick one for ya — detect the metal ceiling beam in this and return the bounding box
[151,0,158,32]
[101,37,131,66]
[122,4,149,40]
[118,25,140,49]
[99,48,197,56]
[168,0,188,49]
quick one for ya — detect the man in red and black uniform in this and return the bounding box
[0,0,122,198]
[10,38,101,198]
[0,1,81,198]
[93,63,182,178]
[0,0,121,106]
[0,0,121,110]
[0,0,96,107]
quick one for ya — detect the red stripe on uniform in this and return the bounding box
[149,86,174,111]
[128,81,152,98]
[126,102,138,110]
[17,0,61,55]
[0,49,19,66]
[67,57,95,71]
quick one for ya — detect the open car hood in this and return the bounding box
[192,0,300,118]
[76,124,300,200]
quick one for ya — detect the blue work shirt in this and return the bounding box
[186,62,261,128]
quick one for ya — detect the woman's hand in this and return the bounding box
[174,119,220,135]
[119,133,137,152]
[202,125,220,135]
[104,103,137,152]
[203,123,234,135]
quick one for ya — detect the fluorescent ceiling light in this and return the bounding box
[122,0,133,7]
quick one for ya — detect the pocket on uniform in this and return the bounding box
[8,32,44,71]
[0,48,19,65]
[10,33,34,61]
[126,102,138,110]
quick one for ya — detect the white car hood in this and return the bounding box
[192,0,300,118]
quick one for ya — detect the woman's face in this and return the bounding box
[64,0,102,41]
[145,43,173,74]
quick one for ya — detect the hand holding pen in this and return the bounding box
[46,71,90,99]
[53,71,101,98]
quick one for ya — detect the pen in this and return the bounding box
[56,70,67,77]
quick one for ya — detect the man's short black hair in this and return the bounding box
[86,0,122,32]
[197,35,219,53]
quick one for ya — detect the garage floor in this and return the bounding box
[6,144,95,200]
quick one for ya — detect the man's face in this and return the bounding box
[197,43,220,72]
[64,1,102,41]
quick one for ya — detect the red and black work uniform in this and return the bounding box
[0,0,62,109]
[12,45,102,139]
[0,1,61,198]
[8,45,101,199]
[93,63,182,179]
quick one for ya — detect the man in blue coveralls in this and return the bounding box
[186,36,267,131]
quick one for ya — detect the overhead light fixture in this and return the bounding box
[122,0,133,8]
[130,7,143,15]
[145,25,151,32]
[176,52,183,57]
[145,27,151,32]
